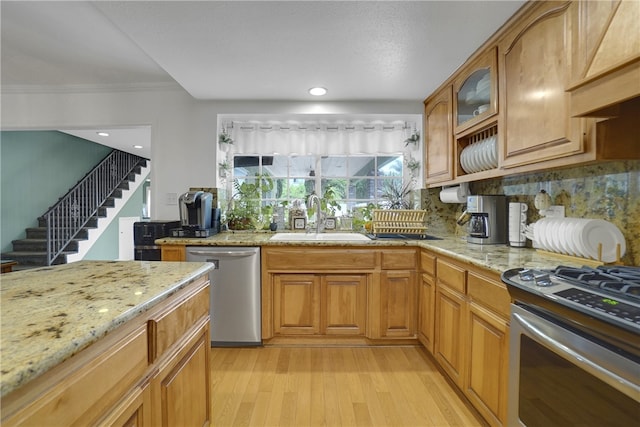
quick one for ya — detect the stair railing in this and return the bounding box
[42,150,146,266]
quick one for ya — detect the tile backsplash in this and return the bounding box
[422,160,640,266]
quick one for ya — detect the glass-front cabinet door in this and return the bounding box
[453,47,498,134]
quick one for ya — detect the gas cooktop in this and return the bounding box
[502,265,640,334]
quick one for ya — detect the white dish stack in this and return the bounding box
[460,135,498,173]
[525,218,626,263]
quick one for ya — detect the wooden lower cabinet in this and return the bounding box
[435,283,467,388]
[151,319,211,427]
[418,272,436,353]
[1,276,211,427]
[379,270,417,338]
[429,255,511,427]
[323,274,367,335]
[272,273,367,336]
[161,245,186,261]
[273,274,321,335]
[466,302,509,427]
[95,382,152,427]
[263,247,417,341]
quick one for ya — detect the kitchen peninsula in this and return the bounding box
[1,260,214,426]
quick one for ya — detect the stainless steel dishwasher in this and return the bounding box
[186,246,261,346]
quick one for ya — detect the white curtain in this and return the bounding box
[224,120,415,155]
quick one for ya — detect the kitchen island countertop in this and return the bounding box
[156,231,589,273]
[0,260,214,397]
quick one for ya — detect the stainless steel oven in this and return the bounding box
[503,266,640,427]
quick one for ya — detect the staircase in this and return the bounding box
[3,151,148,270]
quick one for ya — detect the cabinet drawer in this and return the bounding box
[381,249,417,270]
[148,280,210,362]
[437,259,466,294]
[4,326,148,427]
[467,271,511,318]
[265,248,376,270]
[420,250,436,275]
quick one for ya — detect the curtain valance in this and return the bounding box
[223,120,417,156]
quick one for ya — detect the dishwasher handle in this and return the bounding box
[187,249,258,258]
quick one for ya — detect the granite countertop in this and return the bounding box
[156,231,588,273]
[0,260,214,398]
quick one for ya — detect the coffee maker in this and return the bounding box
[174,191,213,237]
[466,195,507,245]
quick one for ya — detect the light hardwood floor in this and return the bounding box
[210,346,486,427]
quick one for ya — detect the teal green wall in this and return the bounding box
[83,183,145,261]
[0,131,143,257]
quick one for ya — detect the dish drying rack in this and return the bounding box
[371,209,428,236]
[523,223,625,266]
[535,244,625,267]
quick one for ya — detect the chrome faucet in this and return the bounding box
[307,193,323,234]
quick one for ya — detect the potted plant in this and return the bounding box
[380,180,414,210]
[404,130,420,148]
[226,174,273,230]
[218,128,234,152]
[218,160,230,178]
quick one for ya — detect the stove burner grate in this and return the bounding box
[552,266,640,302]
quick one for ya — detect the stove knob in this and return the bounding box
[519,269,535,281]
[534,273,553,287]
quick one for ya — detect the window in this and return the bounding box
[231,154,405,216]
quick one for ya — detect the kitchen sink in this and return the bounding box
[269,232,371,242]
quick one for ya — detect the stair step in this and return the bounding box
[12,239,80,252]
[38,217,99,228]
[1,251,71,267]
[26,227,90,240]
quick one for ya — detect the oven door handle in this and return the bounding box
[513,311,640,399]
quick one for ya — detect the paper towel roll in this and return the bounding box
[440,186,467,203]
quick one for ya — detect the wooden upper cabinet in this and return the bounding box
[499,1,586,168]
[453,47,499,135]
[424,86,454,185]
[569,0,640,117]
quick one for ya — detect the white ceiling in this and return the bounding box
[1,0,526,155]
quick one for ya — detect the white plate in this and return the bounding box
[548,219,562,253]
[561,220,578,256]
[536,219,550,251]
[489,136,498,167]
[578,219,626,262]
[480,139,490,170]
[556,219,571,254]
[571,219,589,258]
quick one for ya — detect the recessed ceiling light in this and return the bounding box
[133,145,143,149]
[309,87,327,96]
[97,132,109,137]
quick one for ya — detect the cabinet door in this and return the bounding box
[379,270,417,338]
[96,383,152,427]
[454,47,498,134]
[500,1,585,168]
[424,86,454,184]
[466,302,509,427]
[161,245,185,261]
[152,325,211,427]
[273,274,321,335]
[321,275,367,335]
[435,284,467,388]
[418,273,436,354]
[570,0,640,116]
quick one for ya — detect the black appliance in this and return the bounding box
[171,208,221,238]
[502,265,640,427]
[134,220,180,261]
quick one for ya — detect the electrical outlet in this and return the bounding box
[166,192,178,205]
